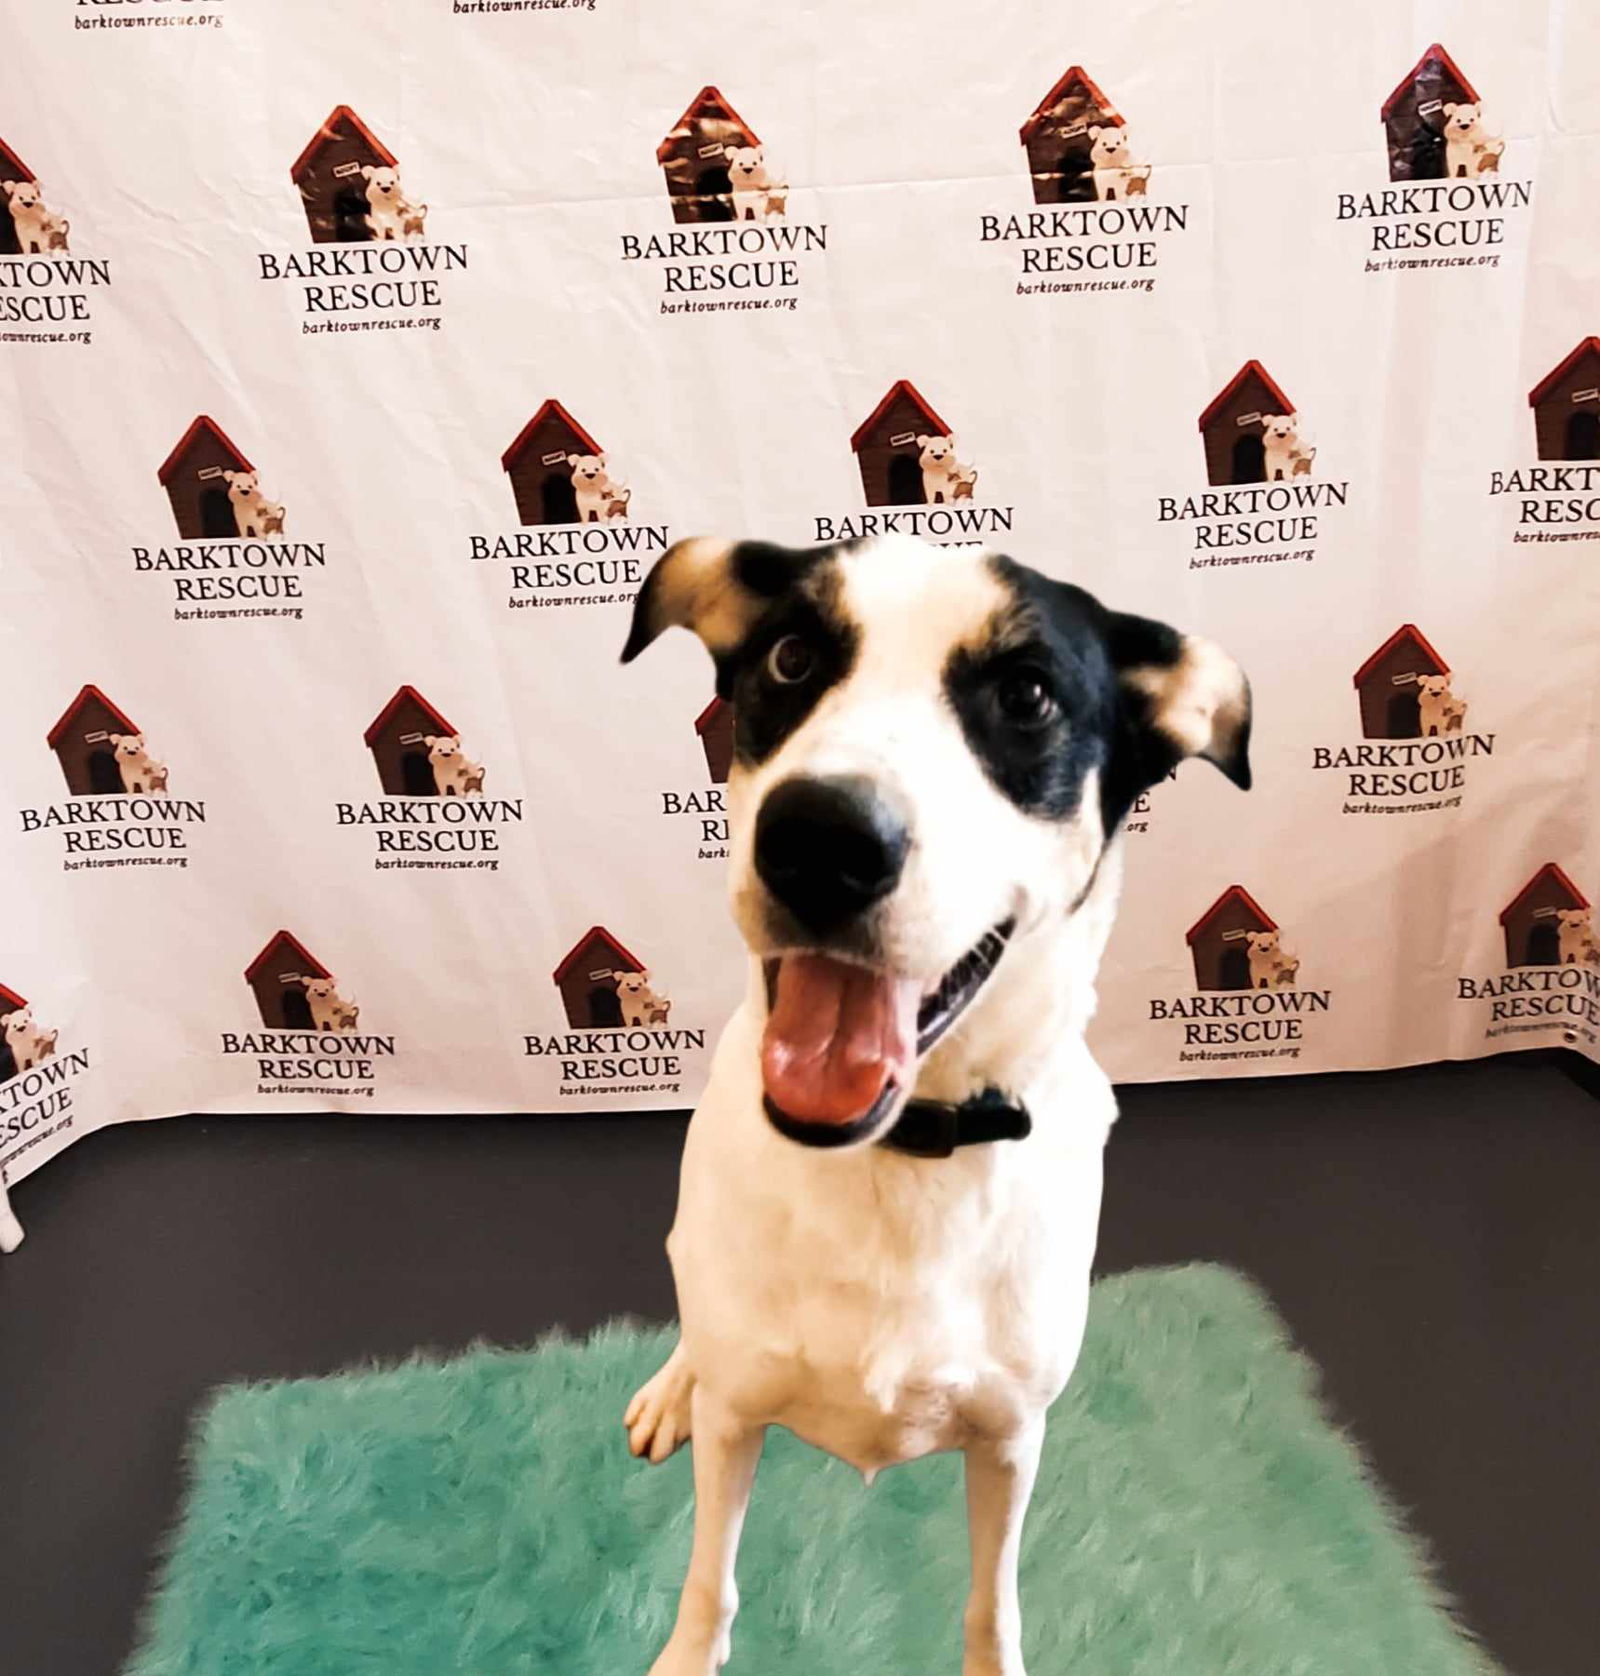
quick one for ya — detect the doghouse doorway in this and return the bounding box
[588,983,623,1027]
[887,454,925,505]
[694,165,734,221]
[87,748,122,794]
[1410,124,1446,180]
[400,750,437,797]
[199,487,235,538]
[1387,689,1421,737]
[1056,148,1095,201]
[1564,410,1600,461]
[1219,946,1251,990]
[541,474,578,525]
[333,184,372,244]
[1526,921,1560,966]
[1230,433,1265,484]
[281,986,314,1030]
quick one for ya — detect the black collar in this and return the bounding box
[878,1086,1032,1159]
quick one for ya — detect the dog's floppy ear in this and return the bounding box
[621,537,817,665]
[1106,609,1251,791]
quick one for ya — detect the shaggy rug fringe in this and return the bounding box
[126,1264,1499,1673]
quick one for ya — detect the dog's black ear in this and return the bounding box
[620,538,819,664]
[1105,610,1252,791]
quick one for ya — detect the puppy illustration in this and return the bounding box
[107,733,169,794]
[1260,414,1303,482]
[3,179,66,255]
[302,977,359,1032]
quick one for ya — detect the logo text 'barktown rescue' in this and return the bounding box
[982,67,1187,298]
[1160,363,1348,568]
[1,135,107,342]
[1149,887,1331,1065]
[257,108,465,329]
[1340,46,1529,270]
[338,686,522,869]
[1459,865,1600,1046]
[815,381,1015,544]
[1,983,87,1174]
[1491,339,1600,542]
[20,686,203,868]
[226,932,394,1095]
[475,401,669,609]
[625,88,824,314]
[1312,625,1493,813]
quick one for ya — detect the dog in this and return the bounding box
[1554,908,1596,967]
[616,969,672,1028]
[618,532,1250,1676]
[360,165,425,241]
[2,179,67,254]
[568,453,626,524]
[1414,674,1465,738]
[1441,103,1495,178]
[221,470,286,540]
[3,1007,58,1076]
[107,733,168,794]
[301,977,359,1032]
[723,145,782,222]
[916,434,978,505]
[1086,125,1148,201]
[424,734,485,797]
[1243,929,1297,988]
[1259,414,1305,482]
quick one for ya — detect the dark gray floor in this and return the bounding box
[1,1057,1596,1676]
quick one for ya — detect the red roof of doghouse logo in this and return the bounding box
[1381,44,1479,120]
[1185,885,1277,945]
[1352,624,1449,687]
[850,380,952,452]
[0,982,28,1012]
[46,685,138,750]
[0,137,35,182]
[156,415,254,485]
[552,926,645,985]
[245,930,332,985]
[290,106,398,182]
[1019,66,1123,143]
[657,86,760,162]
[500,400,604,472]
[1197,362,1294,432]
[1498,864,1589,925]
[363,686,456,747]
[1527,338,1600,407]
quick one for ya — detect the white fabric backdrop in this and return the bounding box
[4,0,1599,1198]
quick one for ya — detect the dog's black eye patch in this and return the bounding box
[944,561,1115,820]
[725,574,858,767]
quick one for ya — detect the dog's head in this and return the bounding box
[3,179,41,211]
[723,145,766,181]
[1415,674,1449,698]
[1245,930,1279,956]
[567,452,607,486]
[222,469,259,499]
[3,1008,33,1042]
[107,733,146,762]
[916,434,956,467]
[615,971,653,1000]
[361,164,402,199]
[1088,125,1130,166]
[424,734,462,764]
[1442,102,1482,138]
[1557,909,1591,931]
[303,977,340,1004]
[1260,414,1298,443]
[622,535,1250,1148]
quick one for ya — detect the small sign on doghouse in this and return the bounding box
[83,730,110,744]
[541,450,569,467]
[1220,928,1250,942]
[197,465,225,480]
[1235,411,1263,427]
[1530,906,1561,920]
[1419,99,1444,117]
[889,431,918,447]
[589,967,617,982]
[398,732,426,746]
[1391,671,1420,686]
[1060,121,1089,140]
[333,161,364,179]
[697,143,726,159]
[1572,387,1600,405]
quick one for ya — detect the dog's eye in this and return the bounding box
[767,635,813,685]
[995,670,1058,727]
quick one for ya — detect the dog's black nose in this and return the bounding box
[755,776,909,932]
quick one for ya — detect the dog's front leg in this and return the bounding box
[647,1390,764,1676]
[962,1421,1044,1676]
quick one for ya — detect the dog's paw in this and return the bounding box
[624,1346,695,1463]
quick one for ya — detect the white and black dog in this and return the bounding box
[619,533,1250,1676]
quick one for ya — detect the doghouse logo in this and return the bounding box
[1338,45,1529,271]
[225,931,395,1097]
[0,982,88,1182]
[472,400,670,611]
[1459,865,1600,1047]
[1,135,108,343]
[1312,626,1495,815]
[657,696,734,863]
[335,686,524,870]
[1489,339,1600,542]
[256,107,466,331]
[1148,887,1331,1066]
[524,925,707,1097]
[622,87,825,316]
[981,66,1189,299]
[1159,362,1349,571]
[134,416,327,620]
[18,685,205,870]
[814,381,1016,546]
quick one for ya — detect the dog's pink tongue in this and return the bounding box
[762,955,919,1126]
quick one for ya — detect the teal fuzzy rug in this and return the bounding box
[126,1266,1494,1675]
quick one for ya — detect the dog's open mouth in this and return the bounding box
[760,919,1014,1144]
